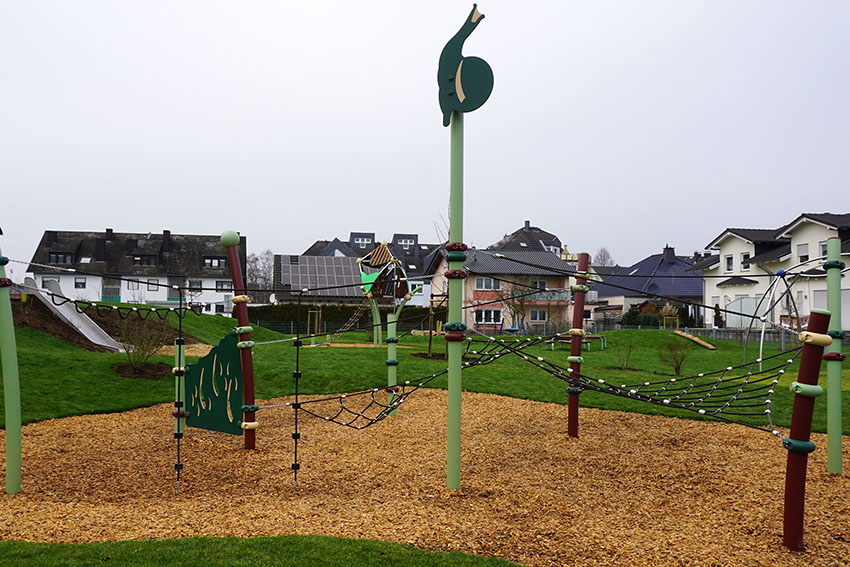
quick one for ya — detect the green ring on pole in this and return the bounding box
[566,387,583,394]
[789,382,824,397]
[823,259,846,270]
[235,326,253,334]
[566,356,584,364]
[828,330,846,340]
[783,438,816,454]
[237,341,255,349]
[0,256,7,266]
[220,230,240,247]
[241,404,259,413]
[444,322,467,332]
[571,285,589,293]
[385,337,399,344]
[446,251,467,262]
[386,359,399,366]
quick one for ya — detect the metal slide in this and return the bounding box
[23,277,126,352]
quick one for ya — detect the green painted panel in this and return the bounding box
[360,271,380,292]
[185,331,244,435]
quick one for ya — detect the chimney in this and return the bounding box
[105,228,114,241]
[162,230,172,252]
[524,220,531,231]
[663,245,676,263]
[95,238,106,262]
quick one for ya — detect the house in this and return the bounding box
[292,231,442,306]
[488,220,563,254]
[590,246,705,325]
[28,228,247,314]
[702,213,850,330]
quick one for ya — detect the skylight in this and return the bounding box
[519,242,528,247]
[629,268,639,275]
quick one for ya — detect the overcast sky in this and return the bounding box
[2,1,848,280]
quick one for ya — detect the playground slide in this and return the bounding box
[23,277,126,353]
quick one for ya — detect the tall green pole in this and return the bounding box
[825,236,844,474]
[0,247,22,494]
[386,313,399,414]
[446,111,464,490]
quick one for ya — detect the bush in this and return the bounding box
[120,319,172,371]
[620,309,641,326]
[636,312,660,327]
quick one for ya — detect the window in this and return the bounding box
[215,303,225,314]
[475,309,501,324]
[741,253,751,271]
[204,303,212,312]
[147,279,160,291]
[128,279,140,290]
[353,237,371,249]
[48,252,73,264]
[474,277,500,290]
[204,257,228,268]
[529,309,547,321]
[216,281,233,292]
[188,280,203,292]
[397,238,414,249]
[797,243,809,264]
[724,255,733,272]
[519,242,528,247]
[531,280,547,290]
[819,241,828,258]
[74,277,86,289]
[132,255,156,266]
[42,276,59,288]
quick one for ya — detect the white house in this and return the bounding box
[702,213,849,330]
[28,228,247,314]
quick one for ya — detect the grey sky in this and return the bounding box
[2,1,848,280]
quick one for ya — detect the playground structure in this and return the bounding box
[0,5,847,555]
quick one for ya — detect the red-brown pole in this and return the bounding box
[567,252,590,438]
[783,309,830,551]
[222,231,257,450]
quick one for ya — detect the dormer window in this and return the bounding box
[397,238,415,250]
[48,252,73,264]
[354,237,372,249]
[133,255,157,266]
[204,257,228,268]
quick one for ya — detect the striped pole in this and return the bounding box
[0,247,22,494]
[567,253,590,438]
[783,309,830,551]
[824,236,844,474]
[221,231,257,450]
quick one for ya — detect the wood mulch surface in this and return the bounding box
[1,390,848,566]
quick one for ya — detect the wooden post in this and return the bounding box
[567,253,590,438]
[221,231,257,450]
[783,309,830,550]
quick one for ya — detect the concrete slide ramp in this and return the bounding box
[24,277,126,353]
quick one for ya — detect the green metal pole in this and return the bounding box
[825,236,843,474]
[0,248,22,494]
[386,313,398,415]
[447,110,464,490]
[369,299,382,347]
[174,339,186,436]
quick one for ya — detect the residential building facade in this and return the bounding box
[28,228,247,314]
[702,213,850,330]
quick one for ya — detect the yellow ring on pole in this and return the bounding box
[232,295,250,304]
[240,421,259,430]
[798,331,832,347]
[568,328,586,337]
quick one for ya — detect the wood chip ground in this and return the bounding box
[1,390,848,566]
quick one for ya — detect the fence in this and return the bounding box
[251,319,431,336]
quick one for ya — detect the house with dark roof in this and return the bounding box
[488,220,563,254]
[289,231,442,306]
[590,246,704,325]
[28,228,247,313]
[703,213,850,329]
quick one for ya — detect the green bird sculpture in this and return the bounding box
[438,4,494,127]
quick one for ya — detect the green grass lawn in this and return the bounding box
[1,317,848,566]
[0,535,520,567]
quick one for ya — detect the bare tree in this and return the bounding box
[496,277,539,329]
[658,339,692,376]
[612,334,634,370]
[592,247,615,267]
[247,249,275,303]
[120,319,172,372]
